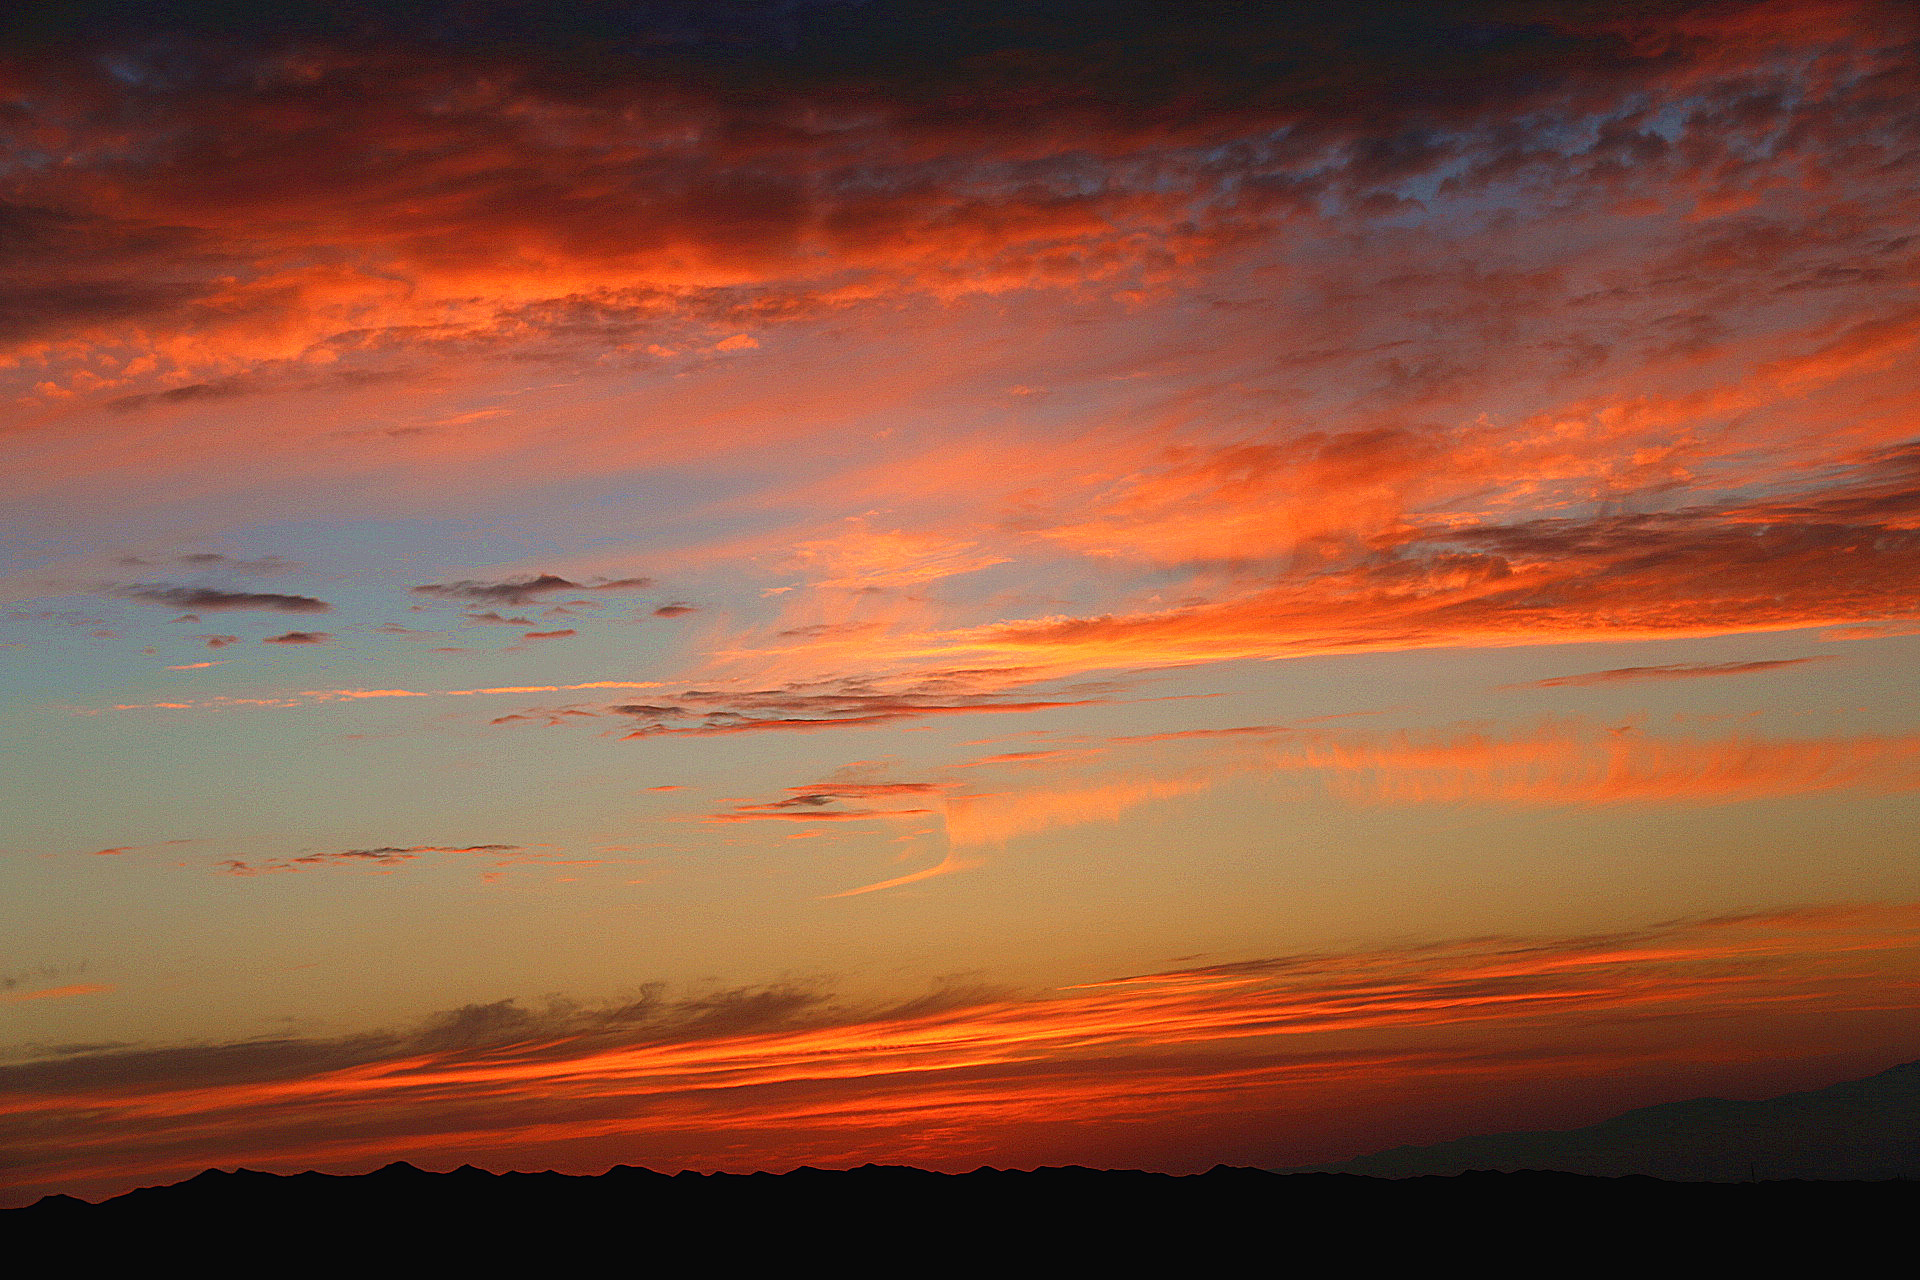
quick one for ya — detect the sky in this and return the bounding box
[3,0,1919,1204]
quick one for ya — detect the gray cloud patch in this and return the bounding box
[413,574,653,606]
[121,585,329,613]
[413,574,580,605]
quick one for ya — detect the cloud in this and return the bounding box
[1272,720,1920,807]
[1,964,67,992]
[262,631,330,645]
[120,587,330,613]
[821,851,981,898]
[100,679,673,714]
[521,629,576,640]
[1514,658,1833,688]
[0,0,1914,720]
[706,777,943,824]
[0,983,111,1006]
[412,575,583,605]
[705,807,935,824]
[610,687,1112,739]
[943,774,1214,848]
[1089,716,1920,809]
[413,576,653,606]
[6,902,1916,1202]
[84,839,193,857]
[652,604,697,618]
[4,0,1902,411]
[199,635,240,648]
[216,844,522,877]
[118,553,298,574]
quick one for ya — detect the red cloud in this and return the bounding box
[6,902,1916,1203]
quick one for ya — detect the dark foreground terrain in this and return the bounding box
[1306,1059,1920,1180]
[8,1163,1912,1267]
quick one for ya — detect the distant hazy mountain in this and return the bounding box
[1306,1061,1920,1180]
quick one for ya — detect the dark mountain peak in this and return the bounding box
[8,1161,1914,1266]
[1308,1058,1920,1181]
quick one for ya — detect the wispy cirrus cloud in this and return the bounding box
[904,715,1920,854]
[216,844,522,877]
[606,677,1117,739]
[1513,658,1834,689]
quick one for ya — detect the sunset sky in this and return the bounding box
[4,0,1919,1204]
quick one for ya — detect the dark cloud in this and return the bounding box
[521,628,576,640]
[217,844,521,876]
[652,604,697,618]
[488,709,600,726]
[0,965,67,994]
[708,776,943,823]
[413,575,582,605]
[776,621,877,639]
[601,677,1111,738]
[0,280,214,346]
[462,611,536,626]
[414,575,652,606]
[199,635,240,648]
[117,552,295,571]
[708,805,936,823]
[4,0,1909,399]
[106,379,256,412]
[261,630,330,644]
[120,586,329,613]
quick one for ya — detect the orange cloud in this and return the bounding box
[942,774,1213,848]
[5,903,1915,1203]
[1262,720,1920,806]
[705,808,935,824]
[0,983,111,1005]
[919,718,1920,843]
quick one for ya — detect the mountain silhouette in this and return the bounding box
[7,1163,1914,1267]
[9,1062,1916,1262]
[1304,1059,1920,1180]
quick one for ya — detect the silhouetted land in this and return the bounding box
[13,1063,1917,1262]
[8,1164,1914,1265]
[1301,1059,1920,1180]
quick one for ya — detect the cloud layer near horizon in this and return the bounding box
[5,902,1915,1203]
